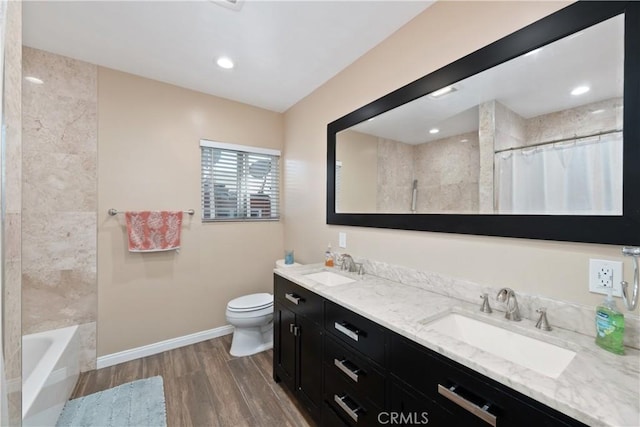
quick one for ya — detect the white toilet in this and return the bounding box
[225,292,274,357]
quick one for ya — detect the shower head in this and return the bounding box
[622,247,640,256]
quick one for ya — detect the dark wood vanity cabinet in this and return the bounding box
[273,275,587,427]
[390,334,587,427]
[273,275,324,422]
[323,301,388,426]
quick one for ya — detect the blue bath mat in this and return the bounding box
[56,376,166,427]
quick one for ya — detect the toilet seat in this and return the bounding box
[227,293,273,312]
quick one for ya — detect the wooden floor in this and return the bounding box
[71,335,315,427]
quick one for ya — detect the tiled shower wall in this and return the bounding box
[376,98,623,214]
[3,1,22,424]
[22,47,97,371]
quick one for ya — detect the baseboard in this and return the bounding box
[96,325,234,369]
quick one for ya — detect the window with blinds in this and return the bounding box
[200,140,280,222]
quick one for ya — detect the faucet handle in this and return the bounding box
[535,307,552,331]
[479,293,492,313]
[356,263,365,276]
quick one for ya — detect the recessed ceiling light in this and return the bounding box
[571,86,590,96]
[216,57,234,69]
[429,128,440,134]
[460,138,469,142]
[429,86,456,98]
[25,76,44,84]
[591,109,605,115]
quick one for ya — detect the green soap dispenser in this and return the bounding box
[595,288,625,355]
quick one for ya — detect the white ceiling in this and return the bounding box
[23,0,433,113]
[351,13,624,144]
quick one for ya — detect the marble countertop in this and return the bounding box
[274,264,640,427]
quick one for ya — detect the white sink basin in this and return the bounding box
[426,313,576,378]
[304,271,355,287]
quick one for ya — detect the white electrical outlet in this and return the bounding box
[338,232,347,249]
[589,259,623,297]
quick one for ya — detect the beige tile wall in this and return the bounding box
[21,47,98,371]
[2,0,22,423]
[414,131,479,214]
[372,131,480,214]
[526,97,622,146]
[376,138,414,213]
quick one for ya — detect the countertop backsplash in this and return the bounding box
[359,258,640,350]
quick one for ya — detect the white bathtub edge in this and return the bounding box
[97,324,234,369]
[22,325,79,423]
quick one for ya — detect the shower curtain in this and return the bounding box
[495,132,623,215]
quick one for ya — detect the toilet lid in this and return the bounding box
[228,293,273,312]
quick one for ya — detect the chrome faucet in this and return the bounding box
[340,254,357,273]
[479,293,492,313]
[496,288,521,321]
[535,307,552,331]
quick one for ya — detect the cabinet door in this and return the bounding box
[297,314,323,420]
[274,303,296,391]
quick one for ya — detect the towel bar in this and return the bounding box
[108,209,195,216]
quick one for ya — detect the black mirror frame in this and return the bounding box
[327,1,640,245]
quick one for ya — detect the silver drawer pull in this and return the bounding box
[334,322,360,341]
[334,394,360,422]
[285,293,301,305]
[334,358,360,382]
[289,323,300,336]
[438,384,497,427]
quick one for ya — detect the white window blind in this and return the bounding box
[200,140,280,221]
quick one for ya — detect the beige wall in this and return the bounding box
[336,130,377,212]
[22,47,98,371]
[97,68,284,355]
[283,1,638,312]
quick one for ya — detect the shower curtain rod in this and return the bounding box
[494,128,622,155]
[108,209,195,216]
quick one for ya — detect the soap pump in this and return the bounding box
[324,243,334,267]
[595,287,625,355]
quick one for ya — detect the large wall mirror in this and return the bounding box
[327,1,640,245]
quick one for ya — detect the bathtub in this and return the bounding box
[22,325,79,427]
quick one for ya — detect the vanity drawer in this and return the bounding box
[390,380,458,427]
[274,274,323,324]
[324,300,386,365]
[322,401,350,427]
[324,365,382,427]
[390,334,587,427]
[324,335,386,408]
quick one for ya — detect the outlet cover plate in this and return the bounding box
[589,259,623,297]
[338,232,347,249]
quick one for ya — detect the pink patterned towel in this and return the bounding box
[125,211,183,252]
